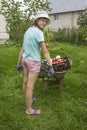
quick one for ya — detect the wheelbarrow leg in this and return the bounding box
[53,74,63,92]
[58,79,63,92]
[41,78,48,90]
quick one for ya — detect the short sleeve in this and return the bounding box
[35,29,44,43]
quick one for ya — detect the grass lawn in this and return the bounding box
[0,43,87,130]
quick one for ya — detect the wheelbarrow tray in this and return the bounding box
[39,69,67,79]
[38,57,71,91]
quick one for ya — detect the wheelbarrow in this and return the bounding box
[39,56,71,92]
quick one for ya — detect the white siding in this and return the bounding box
[0,0,9,43]
[48,0,87,31]
[48,11,81,31]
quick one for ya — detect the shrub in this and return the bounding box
[44,28,54,44]
[52,27,87,45]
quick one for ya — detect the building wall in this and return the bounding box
[48,11,81,31]
[0,0,9,43]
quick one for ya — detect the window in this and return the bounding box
[78,11,83,17]
[54,14,59,20]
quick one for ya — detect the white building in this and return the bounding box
[0,0,9,44]
[48,0,87,31]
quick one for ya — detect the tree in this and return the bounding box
[77,9,87,28]
[0,0,23,43]
[77,9,87,43]
[0,0,51,45]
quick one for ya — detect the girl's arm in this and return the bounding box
[17,45,24,64]
[40,41,52,66]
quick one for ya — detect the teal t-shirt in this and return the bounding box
[22,26,44,61]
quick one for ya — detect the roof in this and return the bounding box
[49,0,87,14]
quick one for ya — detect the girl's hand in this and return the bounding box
[48,65,55,77]
[17,64,23,71]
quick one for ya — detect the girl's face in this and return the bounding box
[37,18,48,30]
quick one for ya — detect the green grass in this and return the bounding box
[0,43,87,130]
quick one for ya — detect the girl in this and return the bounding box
[17,11,54,115]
